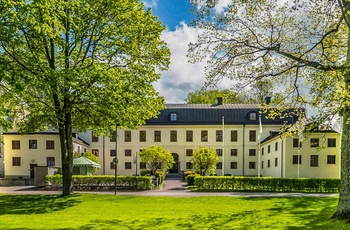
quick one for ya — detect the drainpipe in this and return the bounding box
[103,136,105,175]
[243,123,245,176]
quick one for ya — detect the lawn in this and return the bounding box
[0,194,348,229]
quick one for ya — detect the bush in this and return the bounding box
[186,175,197,186]
[46,175,153,190]
[194,176,340,193]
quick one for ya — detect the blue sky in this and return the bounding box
[141,0,232,103]
[149,0,194,31]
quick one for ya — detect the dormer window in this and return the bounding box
[170,113,178,121]
[249,112,257,121]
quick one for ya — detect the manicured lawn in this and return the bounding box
[0,194,348,229]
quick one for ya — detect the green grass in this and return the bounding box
[0,194,348,229]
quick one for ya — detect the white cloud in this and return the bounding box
[155,22,233,103]
[142,0,158,8]
[214,0,231,13]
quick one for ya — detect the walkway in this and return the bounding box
[0,173,339,197]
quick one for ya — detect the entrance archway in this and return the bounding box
[169,153,179,173]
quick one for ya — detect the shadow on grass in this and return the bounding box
[0,194,81,215]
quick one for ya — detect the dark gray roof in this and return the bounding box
[146,104,298,126]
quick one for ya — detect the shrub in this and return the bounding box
[194,176,340,193]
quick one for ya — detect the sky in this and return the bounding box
[141,0,233,103]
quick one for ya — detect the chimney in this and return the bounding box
[217,97,223,105]
[265,96,271,104]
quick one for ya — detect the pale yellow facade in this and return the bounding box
[80,124,282,176]
[3,134,61,179]
[260,132,340,178]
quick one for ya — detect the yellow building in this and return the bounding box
[1,100,341,179]
[260,131,340,178]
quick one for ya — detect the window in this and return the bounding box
[46,140,54,149]
[47,157,55,166]
[216,162,222,169]
[186,162,193,169]
[249,149,256,156]
[92,149,99,157]
[201,130,208,142]
[328,138,336,147]
[216,130,223,142]
[92,133,99,142]
[327,155,336,164]
[154,131,161,142]
[125,149,132,156]
[77,146,81,153]
[267,145,270,153]
[249,130,256,142]
[292,155,302,164]
[275,158,278,167]
[170,130,177,142]
[29,140,37,149]
[268,160,270,168]
[124,131,131,142]
[12,157,21,166]
[310,155,319,167]
[249,162,256,169]
[261,161,264,169]
[170,113,178,121]
[310,138,319,148]
[186,149,193,157]
[186,130,193,142]
[110,149,116,157]
[231,130,238,142]
[216,149,223,156]
[262,148,264,155]
[139,131,146,142]
[231,149,238,156]
[125,162,132,169]
[249,112,257,120]
[140,162,146,169]
[110,131,116,142]
[110,162,116,169]
[293,138,301,148]
[275,142,278,151]
[230,162,237,169]
[12,140,20,149]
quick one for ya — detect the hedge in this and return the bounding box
[46,175,153,190]
[194,176,340,193]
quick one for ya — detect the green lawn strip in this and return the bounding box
[0,194,348,229]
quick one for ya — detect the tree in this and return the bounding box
[191,146,219,176]
[188,0,350,219]
[185,89,252,104]
[139,145,175,175]
[73,152,99,173]
[0,0,170,196]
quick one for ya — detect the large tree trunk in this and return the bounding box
[59,110,74,196]
[333,27,350,220]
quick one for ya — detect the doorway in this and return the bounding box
[169,153,179,173]
[30,164,37,179]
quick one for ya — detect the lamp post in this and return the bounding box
[133,152,138,175]
[114,125,118,195]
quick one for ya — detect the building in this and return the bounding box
[260,130,340,178]
[1,99,341,179]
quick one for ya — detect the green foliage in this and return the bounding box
[186,174,197,186]
[46,175,152,190]
[191,146,219,176]
[0,0,170,195]
[139,145,175,175]
[185,89,252,104]
[194,176,340,193]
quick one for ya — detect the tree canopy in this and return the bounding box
[188,0,350,220]
[191,146,219,176]
[0,0,170,195]
[139,145,175,175]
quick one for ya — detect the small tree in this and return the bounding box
[73,152,99,173]
[139,145,175,175]
[191,146,219,176]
